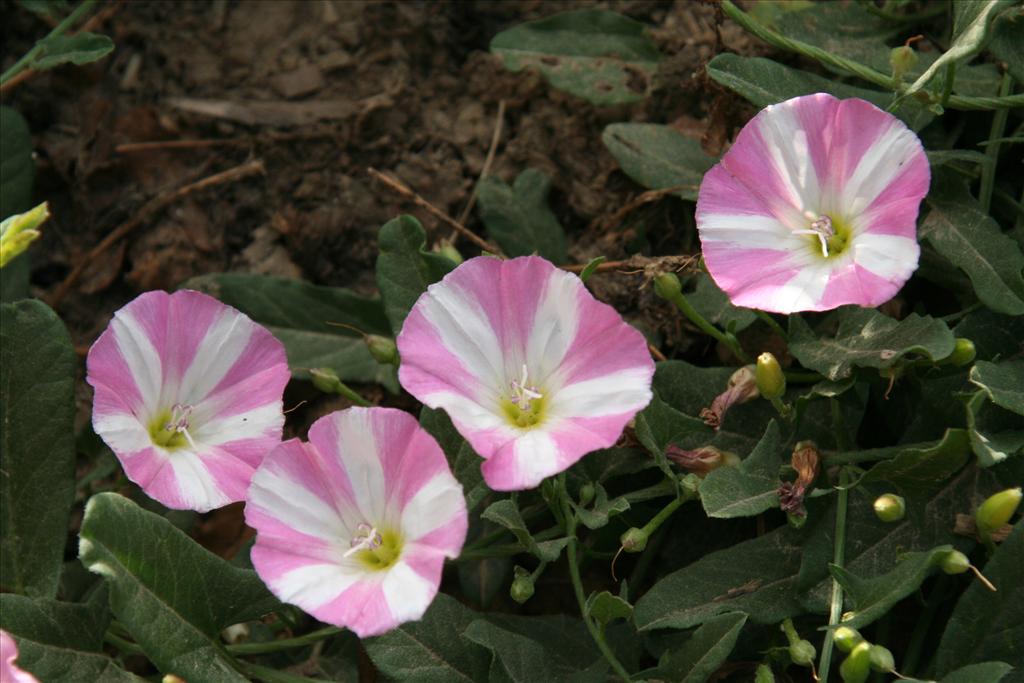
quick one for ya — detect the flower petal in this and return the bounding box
[1,630,39,683]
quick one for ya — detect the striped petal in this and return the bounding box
[86,290,289,512]
[245,407,468,638]
[1,630,39,683]
[398,256,654,491]
[697,93,928,313]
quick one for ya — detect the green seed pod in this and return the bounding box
[873,494,906,522]
[945,338,976,366]
[653,272,683,301]
[833,626,863,653]
[756,352,786,400]
[976,487,1022,540]
[620,527,648,553]
[578,483,595,506]
[309,367,343,394]
[889,45,919,82]
[840,641,872,683]
[510,569,535,604]
[755,663,776,683]
[869,644,896,673]
[365,334,399,365]
[940,550,971,575]
[789,639,817,667]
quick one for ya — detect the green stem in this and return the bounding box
[330,381,372,407]
[666,289,750,363]
[818,467,852,682]
[979,72,1013,213]
[940,63,957,109]
[236,661,326,683]
[1,0,97,85]
[756,310,788,342]
[104,631,145,656]
[640,494,685,537]
[226,626,342,655]
[559,482,632,682]
[720,0,1024,111]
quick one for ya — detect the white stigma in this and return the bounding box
[164,402,197,449]
[510,364,543,410]
[343,523,383,558]
[793,211,834,257]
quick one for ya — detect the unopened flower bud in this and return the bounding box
[620,527,648,553]
[873,494,906,522]
[162,676,187,683]
[578,483,595,506]
[653,272,683,301]
[944,338,976,366]
[869,644,896,673]
[435,243,464,265]
[510,567,535,604]
[790,639,816,667]
[0,201,49,268]
[665,445,738,477]
[940,549,970,575]
[310,367,344,393]
[840,641,872,683]
[890,45,919,82]
[976,487,1022,541]
[755,663,776,683]
[700,365,758,430]
[833,626,863,653]
[756,352,786,400]
[365,334,399,365]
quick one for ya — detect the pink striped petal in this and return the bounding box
[1,630,39,683]
[87,290,288,512]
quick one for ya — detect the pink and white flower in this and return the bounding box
[1,630,39,683]
[87,290,289,513]
[396,256,655,491]
[697,93,929,314]
[245,407,467,638]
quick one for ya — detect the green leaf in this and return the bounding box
[1,106,33,302]
[700,421,784,518]
[686,273,757,334]
[183,272,397,390]
[476,169,568,262]
[464,615,605,683]
[572,482,630,530]
[921,174,1024,315]
[971,360,1024,416]
[789,308,955,381]
[586,591,633,627]
[705,53,933,131]
[419,408,488,512]
[376,215,456,335]
[966,391,1024,467]
[954,308,1024,361]
[490,9,660,105]
[18,0,70,18]
[862,429,971,494]
[1,299,75,597]
[829,546,951,630]
[936,523,1024,677]
[601,123,715,201]
[0,592,145,682]
[78,493,279,683]
[938,662,1014,683]
[634,526,804,631]
[481,499,568,562]
[989,8,1024,83]
[656,612,747,683]
[33,32,114,70]
[365,593,491,682]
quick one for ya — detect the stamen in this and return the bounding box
[509,364,543,410]
[793,212,835,257]
[164,403,197,449]
[343,522,383,558]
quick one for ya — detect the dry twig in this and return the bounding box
[456,99,506,227]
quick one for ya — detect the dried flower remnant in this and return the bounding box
[245,407,468,638]
[696,93,928,313]
[666,444,739,476]
[778,440,821,517]
[86,290,289,512]
[700,365,759,430]
[397,256,654,491]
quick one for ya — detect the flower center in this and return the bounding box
[502,365,547,429]
[344,523,402,571]
[147,403,197,451]
[794,212,850,259]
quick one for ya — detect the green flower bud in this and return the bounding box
[578,483,595,506]
[309,367,344,394]
[976,487,1022,540]
[755,663,776,683]
[756,352,786,400]
[365,334,399,365]
[653,272,683,301]
[873,494,906,522]
[944,338,976,366]
[789,639,816,667]
[833,626,863,653]
[890,45,919,82]
[435,243,464,265]
[620,527,648,553]
[940,550,970,575]
[0,202,49,268]
[840,641,872,683]
[869,644,896,673]
[510,567,535,604]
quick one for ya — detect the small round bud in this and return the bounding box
[365,335,399,365]
[510,571,535,604]
[976,487,1022,540]
[873,494,906,522]
[945,338,976,366]
[653,272,683,301]
[840,641,872,683]
[869,644,896,673]
[940,550,970,575]
[889,45,919,81]
[578,483,595,506]
[756,352,786,400]
[833,626,863,653]
[789,639,816,667]
[620,527,648,553]
[309,367,343,394]
[436,243,464,265]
